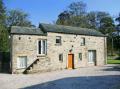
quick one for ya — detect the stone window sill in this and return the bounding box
[88,62,94,64]
[37,54,47,57]
[55,43,62,46]
[16,67,26,70]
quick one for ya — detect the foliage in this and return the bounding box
[114,13,120,56]
[0,0,9,52]
[86,11,110,30]
[6,9,33,27]
[56,11,71,25]
[0,0,6,24]
[0,0,35,53]
[99,17,115,35]
[56,1,88,27]
[0,24,9,52]
[115,13,120,36]
[56,1,115,35]
[113,35,120,56]
[68,1,86,16]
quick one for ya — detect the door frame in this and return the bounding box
[67,53,74,69]
[88,50,97,66]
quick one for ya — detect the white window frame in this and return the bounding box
[37,40,47,55]
[17,56,27,69]
[78,53,82,61]
[88,50,96,63]
[56,36,61,45]
[81,37,85,46]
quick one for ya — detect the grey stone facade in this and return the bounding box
[11,32,107,73]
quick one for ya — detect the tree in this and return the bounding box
[56,11,70,25]
[115,13,120,36]
[0,24,9,52]
[86,11,109,29]
[99,17,115,35]
[56,1,88,27]
[114,13,120,56]
[6,9,33,27]
[86,12,97,29]
[56,2,111,29]
[0,0,6,24]
[0,0,9,52]
[68,1,86,16]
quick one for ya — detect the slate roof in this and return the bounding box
[11,23,105,37]
[11,26,46,35]
[40,23,105,37]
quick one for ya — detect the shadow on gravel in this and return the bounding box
[103,65,120,71]
[22,75,120,89]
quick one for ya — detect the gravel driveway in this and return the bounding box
[0,64,120,89]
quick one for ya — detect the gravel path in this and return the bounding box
[0,64,120,89]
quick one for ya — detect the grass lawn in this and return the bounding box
[107,59,120,64]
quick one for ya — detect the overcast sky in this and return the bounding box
[5,0,120,26]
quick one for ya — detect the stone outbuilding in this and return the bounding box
[10,23,107,74]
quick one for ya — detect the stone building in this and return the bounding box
[10,23,107,74]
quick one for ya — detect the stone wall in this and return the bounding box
[11,32,107,73]
[47,32,107,69]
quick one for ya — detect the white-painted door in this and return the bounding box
[88,50,96,65]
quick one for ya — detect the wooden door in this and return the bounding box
[68,54,74,69]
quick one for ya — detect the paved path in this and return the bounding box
[0,64,120,89]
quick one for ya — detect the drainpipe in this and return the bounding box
[104,37,107,65]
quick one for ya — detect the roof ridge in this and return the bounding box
[40,23,105,37]
[11,26,37,30]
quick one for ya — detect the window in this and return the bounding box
[81,37,85,46]
[56,36,61,45]
[38,40,47,55]
[78,53,82,61]
[17,56,27,69]
[59,54,63,62]
[88,50,96,63]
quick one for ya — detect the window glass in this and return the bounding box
[56,36,61,44]
[59,54,63,62]
[17,56,27,68]
[78,53,82,61]
[81,38,85,46]
[38,40,47,54]
[88,50,96,63]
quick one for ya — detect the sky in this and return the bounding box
[4,0,120,26]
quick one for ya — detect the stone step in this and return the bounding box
[25,57,51,74]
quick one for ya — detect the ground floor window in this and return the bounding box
[17,56,27,68]
[38,40,47,55]
[88,50,96,63]
[78,53,82,61]
[59,54,63,62]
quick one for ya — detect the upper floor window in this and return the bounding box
[56,36,61,45]
[38,40,47,55]
[81,37,85,46]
